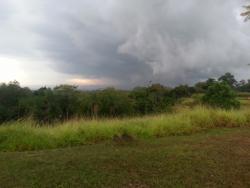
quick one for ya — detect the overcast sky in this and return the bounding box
[0,0,250,89]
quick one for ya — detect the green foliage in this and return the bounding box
[94,88,134,117]
[26,83,180,123]
[54,85,80,120]
[0,81,32,123]
[32,88,62,123]
[130,84,174,115]
[202,82,240,109]
[218,72,237,88]
[130,87,149,114]
[170,85,194,98]
[1,72,248,123]
[195,78,216,93]
[147,84,173,112]
[237,80,250,92]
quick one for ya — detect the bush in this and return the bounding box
[202,82,240,109]
[130,84,174,115]
[94,88,134,117]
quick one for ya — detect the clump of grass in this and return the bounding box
[0,106,250,151]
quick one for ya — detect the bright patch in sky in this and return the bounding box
[68,78,105,86]
[0,56,71,87]
[0,56,115,88]
[67,78,117,87]
[0,56,26,83]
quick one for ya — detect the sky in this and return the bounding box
[0,0,250,89]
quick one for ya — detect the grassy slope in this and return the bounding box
[1,106,250,151]
[0,127,249,188]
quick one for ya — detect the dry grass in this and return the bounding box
[0,106,250,151]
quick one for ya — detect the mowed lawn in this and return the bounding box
[0,127,249,188]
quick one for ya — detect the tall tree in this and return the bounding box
[218,73,237,88]
[0,81,32,122]
[53,85,80,120]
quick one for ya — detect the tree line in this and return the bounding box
[0,72,246,124]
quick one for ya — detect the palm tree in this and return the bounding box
[241,5,250,22]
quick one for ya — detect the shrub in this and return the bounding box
[202,82,240,109]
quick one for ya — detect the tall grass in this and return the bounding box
[0,106,250,151]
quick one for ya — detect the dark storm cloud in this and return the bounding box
[0,0,250,87]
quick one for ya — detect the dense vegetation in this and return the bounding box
[0,72,246,124]
[202,82,240,109]
[0,74,249,187]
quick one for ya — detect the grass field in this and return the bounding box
[1,106,250,151]
[0,127,249,187]
[1,104,250,187]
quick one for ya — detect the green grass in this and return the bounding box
[239,98,250,108]
[237,92,250,98]
[0,127,249,187]
[1,106,250,151]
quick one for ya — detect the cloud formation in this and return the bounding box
[0,0,250,88]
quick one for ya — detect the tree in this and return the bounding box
[170,85,193,99]
[241,5,250,22]
[53,85,80,120]
[147,84,172,113]
[202,82,240,109]
[130,84,173,115]
[130,87,150,115]
[95,88,134,117]
[236,79,250,92]
[206,78,216,87]
[32,87,62,123]
[0,81,32,122]
[195,78,216,93]
[218,73,237,88]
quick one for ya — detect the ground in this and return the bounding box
[0,127,249,188]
